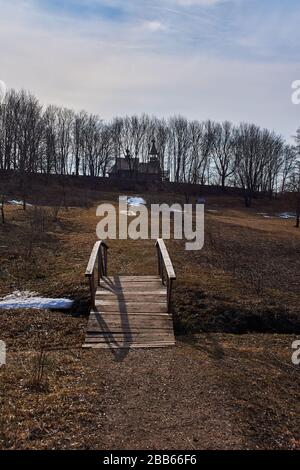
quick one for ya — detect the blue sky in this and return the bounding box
[0,0,300,140]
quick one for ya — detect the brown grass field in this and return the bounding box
[0,182,299,450]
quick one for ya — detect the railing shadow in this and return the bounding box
[91,275,133,362]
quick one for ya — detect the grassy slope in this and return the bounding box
[0,185,299,449]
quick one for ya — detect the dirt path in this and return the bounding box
[86,345,247,450]
[1,330,299,449]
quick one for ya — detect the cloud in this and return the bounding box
[175,0,228,5]
[0,0,299,142]
[142,21,166,32]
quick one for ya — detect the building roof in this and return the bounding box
[149,139,158,156]
[110,157,161,175]
[110,139,162,176]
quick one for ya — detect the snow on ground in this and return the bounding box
[277,212,296,219]
[0,291,74,310]
[8,200,33,207]
[119,197,146,216]
[257,212,296,220]
[127,197,146,206]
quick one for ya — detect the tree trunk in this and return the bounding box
[1,197,5,224]
[244,190,252,208]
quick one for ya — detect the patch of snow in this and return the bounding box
[127,197,146,206]
[8,200,33,207]
[0,291,73,310]
[257,212,296,220]
[277,212,296,220]
[207,209,219,213]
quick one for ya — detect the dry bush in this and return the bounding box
[29,207,47,233]
[27,345,50,393]
[49,203,62,223]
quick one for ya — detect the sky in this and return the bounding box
[0,0,300,140]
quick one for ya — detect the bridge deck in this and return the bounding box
[83,275,175,349]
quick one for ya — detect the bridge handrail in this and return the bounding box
[85,241,108,308]
[155,239,176,311]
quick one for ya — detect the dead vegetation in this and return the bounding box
[0,180,299,449]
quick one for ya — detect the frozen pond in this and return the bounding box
[0,291,74,310]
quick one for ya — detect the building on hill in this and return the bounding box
[109,139,168,182]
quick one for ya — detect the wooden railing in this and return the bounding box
[85,241,108,308]
[155,239,176,312]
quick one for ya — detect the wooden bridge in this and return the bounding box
[83,240,176,349]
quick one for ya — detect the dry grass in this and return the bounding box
[0,335,299,450]
[0,182,299,449]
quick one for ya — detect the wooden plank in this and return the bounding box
[87,315,172,326]
[89,311,172,318]
[84,267,176,349]
[99,286,166,294]
[86,330,174,337]
[85,241,101,276]
[90,311,171,317]
[86,332,173,337]
[101,281,163,288]
[88,313,172,321]
[87,324,172,330]
[95,301,167,313]
[85,334,175,343]
[87,325,173,333]
[156,239,176,280]
[84,339,175,349]
[103,275,160,280]
[86,328,174,335]
[95,293,166,302]
[83,342,175,349]
[86,241,108,276]
[103,276,161,282]
[90,311,172,319]
[84,341,175,347]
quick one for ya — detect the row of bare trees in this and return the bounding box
[0,88,299,198]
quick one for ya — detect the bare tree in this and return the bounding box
[0,195,5,224]
[288,161,300,228]
[168,116,190,182]
[210,121,235,189]
[281,145,296,193]
[73,111,87,176]
[56,107,74,175]
[0,85,293,199]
